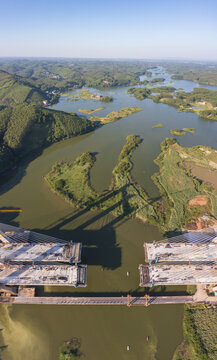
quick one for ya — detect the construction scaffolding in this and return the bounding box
[0,242,82,264]
[140,228,217,287]
[139,263,217,286]
[144,239,217,263]
[0,223,87,289]
[0,264,87,287]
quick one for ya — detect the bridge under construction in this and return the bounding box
[140,228,217,287]
[0,223,87,288]
[0,223,217,305]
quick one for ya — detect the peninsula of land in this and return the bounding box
[45,137,217,233]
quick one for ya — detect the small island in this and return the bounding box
[152,124,164,128]
[78,107,104,114]
[100,96,113,103]
[170,128,186,136]
[183,127,195,133]
[66,90,114,102]
[127,87,151,100]
[90,107,143,124]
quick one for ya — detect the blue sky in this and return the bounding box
[1,0,217,60]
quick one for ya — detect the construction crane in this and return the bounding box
[0,210,22,213]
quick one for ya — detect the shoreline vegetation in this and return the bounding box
[183,128,195,133]
[45,135,155,221]
[173,305,217,360]
[0,103,96,174]
[59,338,82,360]
[78,107,104,114]
[90,107,142,124]
[127,85,217,122]
[45,137,217,233]
[64,90,113,103]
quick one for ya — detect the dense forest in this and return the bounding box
[0,70,45,106]
[0,59,152,174]
[0,59,149,91]
[0,70,95,173]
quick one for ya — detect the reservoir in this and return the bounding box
[1,68,217,360]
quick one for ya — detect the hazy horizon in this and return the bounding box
[1,0,217,60]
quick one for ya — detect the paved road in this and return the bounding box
[1,285,217,306]
[0,295,196,305]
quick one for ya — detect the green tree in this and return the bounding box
[59,338,82,360]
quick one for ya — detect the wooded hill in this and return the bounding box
[0,59,148,91]
[0,70,45,106]
[0,70,95,173]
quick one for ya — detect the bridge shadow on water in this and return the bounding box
[35,185,140,270]
[36,287,190,298]
[3,185,136,270]
[2,185,206,297]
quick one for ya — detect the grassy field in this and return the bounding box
[45,152,98,208]
[153,139,217,231]
[173,305,217,360]
[90,107,142,124]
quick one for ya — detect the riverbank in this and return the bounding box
[173,304,217,360]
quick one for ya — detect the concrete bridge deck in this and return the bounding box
[0,295,194,305]
[0,294,216,305]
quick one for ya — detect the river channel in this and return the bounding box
[1,68,217,360]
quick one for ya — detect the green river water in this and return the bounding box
[1,68,217,360]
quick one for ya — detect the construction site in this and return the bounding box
[0,220,217,306]
[0,222,87,291]
[139,228,217,288]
